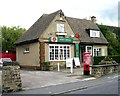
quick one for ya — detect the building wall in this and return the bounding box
[40,14,75,39]
[93,45,108,56]
[16,42,40,67]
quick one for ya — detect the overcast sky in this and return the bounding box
[0,0,119,29]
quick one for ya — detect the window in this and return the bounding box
[94,48,102,56]
[86,46,92,55]
[57,24,64,32]
[90,30,100,37]
[49,44,70,61]
[24,47,30,53]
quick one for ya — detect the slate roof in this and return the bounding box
[66,17,108,44]
[16,10,59,45]
[16,10,108,45]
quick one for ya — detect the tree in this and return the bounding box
[98,25,120,55]
[0,26,26,51]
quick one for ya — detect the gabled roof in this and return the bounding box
[16,10,108,45]
[16,10,60,45]
[66,17,108,44]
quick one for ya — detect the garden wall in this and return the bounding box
[90,64,120,77]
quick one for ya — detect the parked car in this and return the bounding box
[0,58,12,67]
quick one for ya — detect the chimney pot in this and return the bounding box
[91,16,96,23]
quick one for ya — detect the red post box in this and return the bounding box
[83,52,92,75]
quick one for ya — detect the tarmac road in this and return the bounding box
[3,72,119,95]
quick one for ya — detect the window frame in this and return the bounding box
[85,46,92,55]
[93,48,102,56]
[23,47,30,54]
[49,44,71,61]
[90,30,100,37]
[56,23,65,32]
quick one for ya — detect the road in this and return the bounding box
[66,77,119,94]
[3,73,120,96]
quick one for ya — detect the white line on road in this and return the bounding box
[79,77,96,82]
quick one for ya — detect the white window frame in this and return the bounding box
[85,46,92,55]
[57,23,64,32]
[49,44,71,61]
[90,30,100,37]
[23,47,30,54]
[93,48,102,56]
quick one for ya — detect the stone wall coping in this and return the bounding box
[90,64,119,67]
[3,62,19,66]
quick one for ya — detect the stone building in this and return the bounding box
[15,10,108,70]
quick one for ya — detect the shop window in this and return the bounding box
[94,48,102,56]
[49,44,70,61]
[57,23,64,32]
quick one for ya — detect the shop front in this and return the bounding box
[39,37,80,69]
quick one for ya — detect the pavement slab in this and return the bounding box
[20,68,85,90]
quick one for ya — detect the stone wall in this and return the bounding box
[91,64,120,77]
[40,61,66,71]
[2,62,22,93]
[39,42,45,64]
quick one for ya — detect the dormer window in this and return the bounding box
[90,30,100,37]
[57,23,64,32]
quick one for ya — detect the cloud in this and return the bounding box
[0,0,119,28]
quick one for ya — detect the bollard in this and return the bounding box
[70,63,73,73]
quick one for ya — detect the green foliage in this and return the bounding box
[98,25,120,55]
[103,56,112,61]
[108,55,120,64]
[41,62,50,71]
[93,56,105,65]
[93,55,120,65]
[0,26,26,51]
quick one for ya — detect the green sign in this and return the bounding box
[76,52,79,57]
[75,43,79,57]
[58,37,73,42]
[75,44,79,50]
[48,37,73,42]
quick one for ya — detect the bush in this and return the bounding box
[108,55,120,64]
[93,55,120,65]
[93,56,105,65]
[41,62,50,71]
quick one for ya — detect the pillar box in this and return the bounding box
[83,52,92,75]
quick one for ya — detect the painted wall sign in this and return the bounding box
[48,37,73,42]
[58,37,73,42]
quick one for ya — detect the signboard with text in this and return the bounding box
[74,58,81,67]
[66,58,73,68]
[49,37,73,43]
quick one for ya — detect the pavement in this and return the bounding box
[20,67,95,90]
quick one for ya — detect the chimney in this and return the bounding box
[91,16,96,23]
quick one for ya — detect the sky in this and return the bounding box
[0,0,119,29]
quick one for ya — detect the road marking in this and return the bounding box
[83,77,96,81]
[79,77,96,82]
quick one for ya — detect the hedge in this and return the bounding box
[93,55,120,65]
